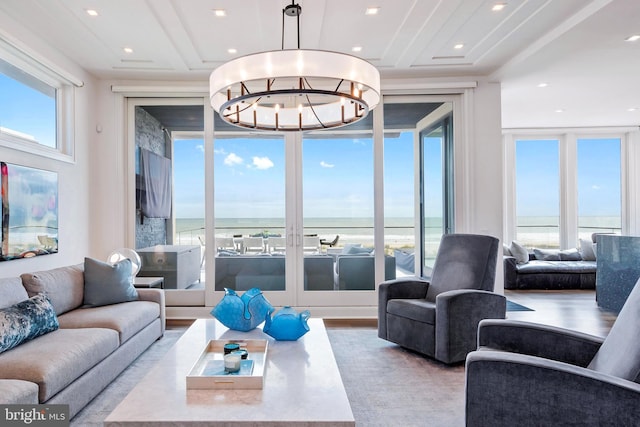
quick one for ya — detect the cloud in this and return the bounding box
[196,144,204,153]
[320,161,334,168]
[252,156,274,170]
[224,153,243,166]
[214,147,227,155]
[592,185,602,190]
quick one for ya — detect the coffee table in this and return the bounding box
[104,318,354,426]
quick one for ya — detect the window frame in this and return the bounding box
[504,128,634,249]
[0,36,79,163]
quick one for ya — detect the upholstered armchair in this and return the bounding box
[465,278,640,426]
[378,233,505,364]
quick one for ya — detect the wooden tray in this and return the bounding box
[186,339,268,389]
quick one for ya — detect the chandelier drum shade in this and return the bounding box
[209,2,380,132]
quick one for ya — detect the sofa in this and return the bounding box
[0,261,165,419]
[503,240,597,290]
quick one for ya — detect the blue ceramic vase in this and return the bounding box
[263,306,310,341]
[211,288,273,332]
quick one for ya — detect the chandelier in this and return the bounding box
[209,1,380,132]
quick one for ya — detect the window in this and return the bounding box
[0,58,56,148]
[0,39,79,162]
[577,137,621,238]
[515,139,560,248]
[506,132,628,250]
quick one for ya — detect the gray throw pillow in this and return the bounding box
[509,241,529,264]
[533,248,561,261]
[503,243,512,256]
[579,238,596,261]
[559,248,582,261]
[83,257,138,307]
[0,293,59,354]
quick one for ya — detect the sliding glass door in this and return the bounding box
[420,111,454,277]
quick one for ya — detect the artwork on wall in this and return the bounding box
[1,162,58,261]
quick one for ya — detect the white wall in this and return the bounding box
[0,10,97,278]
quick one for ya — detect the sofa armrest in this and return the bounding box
[378,278,429,339]
[465,350,640,427]
[477,319,603,367]
[137,288,166,335]
[434,290,506,364]
[503,256,518,289]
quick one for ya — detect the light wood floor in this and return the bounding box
[324,289,617,337]
[504,289,616,337]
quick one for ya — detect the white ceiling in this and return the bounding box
[0,0,638,129]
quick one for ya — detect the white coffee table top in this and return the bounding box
[105,318,354,426]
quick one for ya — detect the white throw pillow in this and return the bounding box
[579,238,597,261]
[509,241,529,264]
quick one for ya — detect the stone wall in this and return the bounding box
[135,106,169,249]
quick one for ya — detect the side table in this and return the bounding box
[133,276,164,289]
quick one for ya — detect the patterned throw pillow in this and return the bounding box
[0,293,59,354]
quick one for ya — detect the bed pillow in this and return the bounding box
[83,257,138,307]
[509,241,529,264]
[0,293,59,354]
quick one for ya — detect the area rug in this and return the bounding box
[71,326,466,427]
[507,300,534,311]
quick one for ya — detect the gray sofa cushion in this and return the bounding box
[517,260,597,274]
[21,265,84,315]
[0,294,59,354]
[0,379,38,404]
[57,300,160,344]
[0,327,119,402]
[83,257,138,307]
[387,298,435,324]
[0,277,29,309]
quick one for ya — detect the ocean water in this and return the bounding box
[516,215,621,248]
[174,216,621,250]
[175,217,419,250]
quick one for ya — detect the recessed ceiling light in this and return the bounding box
[537,82,548,88]
[625,35,640,42]
[365,7,380,15]
[123,47,133,54]
[454,44,464,49]
[352,46,363,52]
[628,107,638,112]
[213,9,226,17]
[228,48,237,54]
[492,3,506,12]
[86,9,99,17]
[555,109,564,113]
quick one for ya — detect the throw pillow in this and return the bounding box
[503,244,512,256]
[559,248,582,261]
[346,245,374,255]
[0,293,59,354]
[83,257,138,307]
[579,238,597,261]
[509,241,529,264]
[533,248,561,261]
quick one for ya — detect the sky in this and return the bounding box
[173,131,417,219]
[0,74,56,148]
[515,138,621,218]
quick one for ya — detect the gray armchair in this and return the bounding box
[378,233,505,364]
[465,277,640,426]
